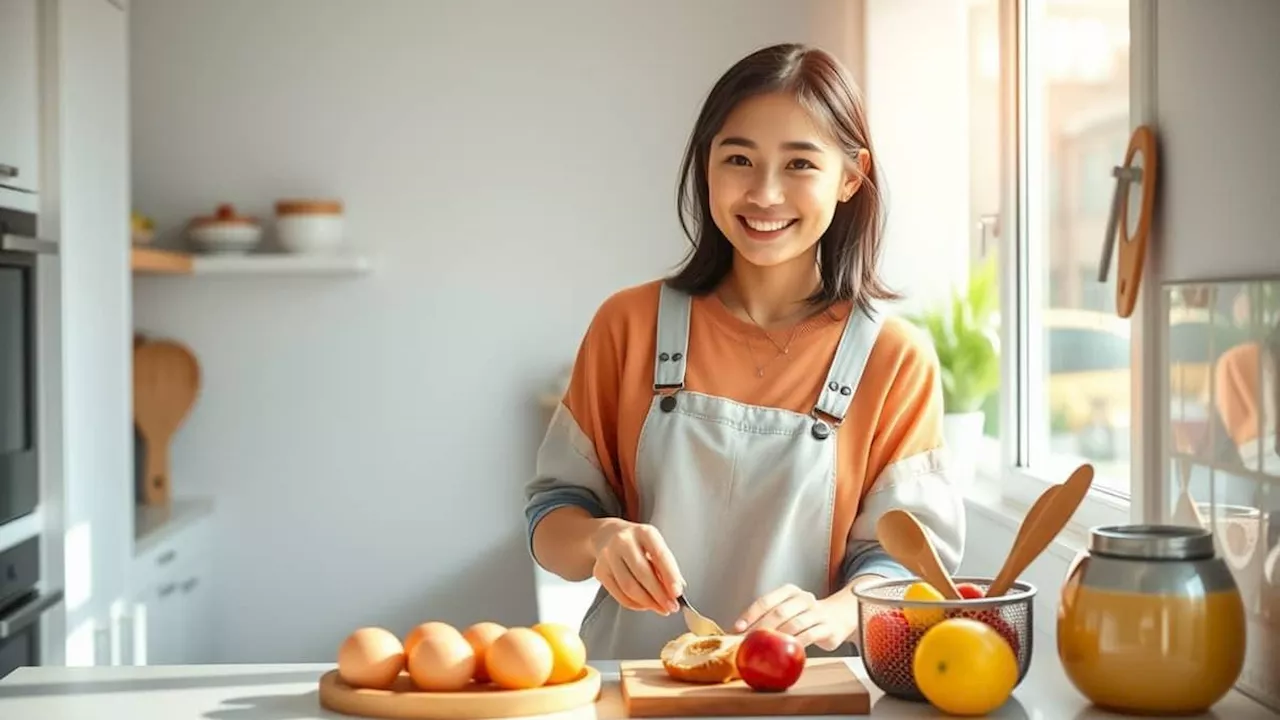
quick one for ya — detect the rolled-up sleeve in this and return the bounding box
[523,402,623,560]
[838,331,966,587]
[840,449,965,586]
[522,295,630,569]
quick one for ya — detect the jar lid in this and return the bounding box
[190,203,258,227]
[1089,524,1215,560]
[276,199,343,215]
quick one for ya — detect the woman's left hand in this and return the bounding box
[733,584,858,652]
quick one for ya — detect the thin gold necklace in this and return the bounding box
[720,291,807,378]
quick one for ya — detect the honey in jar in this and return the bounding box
[1057,524,1246,714]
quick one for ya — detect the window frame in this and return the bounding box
[989,0,1157,533]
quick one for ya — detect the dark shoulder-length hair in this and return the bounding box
[667,43,898,314]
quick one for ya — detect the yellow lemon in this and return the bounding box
[913,618,1018,716]
[901,581,945,628]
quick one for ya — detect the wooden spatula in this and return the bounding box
[876,509,962,599]
[985,463,1095,597]
[133,339,201,506]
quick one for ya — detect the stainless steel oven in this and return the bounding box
[0,536,61,678]
[0,203,59,678]
[0,205,53,528]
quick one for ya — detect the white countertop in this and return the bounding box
[134,495,216,557]
[0,637,1273,720]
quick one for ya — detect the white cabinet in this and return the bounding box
[129,506,215,665]
[0,0,41,195]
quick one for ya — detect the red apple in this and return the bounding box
[955,583,986,599]
[862,610,910,669]
[735,628,806,692]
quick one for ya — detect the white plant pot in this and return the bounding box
[942,410,986,494]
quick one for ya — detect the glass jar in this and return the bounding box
[1057,524,1247,714]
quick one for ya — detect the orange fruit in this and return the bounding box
[531,622,587,684]
[913,618,1018,716]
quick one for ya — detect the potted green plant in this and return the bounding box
[907,257,1001,490]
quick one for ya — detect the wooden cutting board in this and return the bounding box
[619,658,871,717]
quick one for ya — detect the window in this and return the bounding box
[968,0,1135,520]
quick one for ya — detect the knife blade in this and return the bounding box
[677,595,725,636]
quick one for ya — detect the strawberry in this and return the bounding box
[955,583,986,599]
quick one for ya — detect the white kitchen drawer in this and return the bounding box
[129,500,216,665]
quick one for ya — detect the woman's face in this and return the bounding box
[707,92,865,270]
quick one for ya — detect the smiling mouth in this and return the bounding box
[739,216,798,233]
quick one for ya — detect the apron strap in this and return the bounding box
[811,304,884,433]
[653,282,692,392]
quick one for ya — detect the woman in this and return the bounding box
[523,43,965,661]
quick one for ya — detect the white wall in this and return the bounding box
[863,0,971,313]
[128,0,864,663]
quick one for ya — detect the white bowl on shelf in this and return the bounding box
[275,199,344,254]
[187,203,263,255]
[190,224,263,254]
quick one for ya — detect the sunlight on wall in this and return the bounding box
[65,618,96,667]
[64,522,92,614]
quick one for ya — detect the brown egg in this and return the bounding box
[403,621,455,660]
[462,622,508,683]
[407,622,476,692]
[485,627,554,690]
[337,627,405,689]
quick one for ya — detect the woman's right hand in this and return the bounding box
[589,519,685,615]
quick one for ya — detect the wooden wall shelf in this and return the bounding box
[131,247,371,276]
[131,247,193,274]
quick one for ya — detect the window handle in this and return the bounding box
[977,213,999,258]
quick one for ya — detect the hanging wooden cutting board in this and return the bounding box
[619,658,871,717]
[133,339,201,506]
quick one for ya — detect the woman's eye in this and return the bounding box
[789,158,817,170]
[724,154,751,167]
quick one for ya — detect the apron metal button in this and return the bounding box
[672,352,683,361]
[659,352,670,362]
[811,420,831,440]
[839,385,851,396]
[828,381,839,391]
[660,395,677,413]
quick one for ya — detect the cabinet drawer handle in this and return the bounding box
[158,582,177,598]
[181,577,199,593]
[156,550,177,566]
[0,164,17,179]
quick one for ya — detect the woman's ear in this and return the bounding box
[839,149,872,202]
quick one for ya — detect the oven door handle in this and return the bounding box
[1,233,58,256]
[0,589,64,640]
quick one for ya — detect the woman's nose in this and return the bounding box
[744,171,784,207]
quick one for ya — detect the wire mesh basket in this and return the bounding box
[852,576,1036,701]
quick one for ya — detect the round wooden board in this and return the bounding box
[318,666,602,720]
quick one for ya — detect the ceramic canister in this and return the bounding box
[1057,524,1247,714]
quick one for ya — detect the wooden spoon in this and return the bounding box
[985,463,1096,597]
[876,509,962,600]
[134,340,201,506]
[987,486,1059,597]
